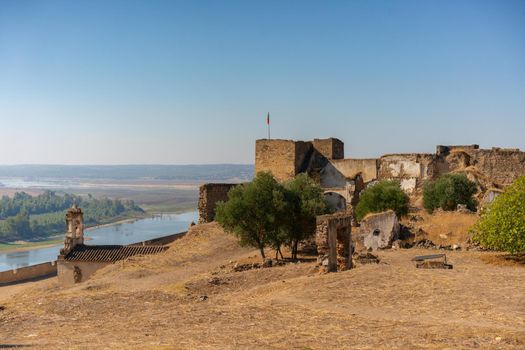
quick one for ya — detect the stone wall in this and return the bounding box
[255,138,525,208]
[469,148,525,187]
[198,183,238,223]
[312,138,344,160]
[255,139,313,182]
[0,261,57,285]
[57,260,109,287]
[315,212,353,272]
[377,154,436,193]
[329,158,378,183]
[255,138,345,183]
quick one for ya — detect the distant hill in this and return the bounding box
[0,164,254,182]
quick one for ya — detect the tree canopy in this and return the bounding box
[423,173,477,213]
[0,190,143,241]
[355,180,409,221]
[282,173,327,259]
[215,172,327,260]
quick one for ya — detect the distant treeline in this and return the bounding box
[0,191,143,241]
[0,164,254,181]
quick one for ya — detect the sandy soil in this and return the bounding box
[1,223,524,349]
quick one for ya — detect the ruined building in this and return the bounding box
[57,205,168,286]
[254,138,525,212]
[198,138,525,223]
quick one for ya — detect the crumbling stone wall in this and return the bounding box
[330,158,378,183]
[198,183,238,223]
[469,148,525,187]
[377,154,436,193]
[255,138,525,210]
[315,212,353,272]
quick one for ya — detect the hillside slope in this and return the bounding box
[1,223,524,349]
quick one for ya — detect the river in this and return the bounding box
[0,211,198,272]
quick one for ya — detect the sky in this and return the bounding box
[0,0,524,165]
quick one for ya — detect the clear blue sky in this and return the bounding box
[1,0,524,164]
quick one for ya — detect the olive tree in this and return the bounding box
[215,172,287,260]
[283,173,327,260]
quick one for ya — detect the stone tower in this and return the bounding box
[61,204,84,255]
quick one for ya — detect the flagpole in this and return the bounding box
[267,112,270,140]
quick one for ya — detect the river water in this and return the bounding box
[0,211,198,272]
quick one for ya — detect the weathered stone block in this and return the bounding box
[360,210,399,250]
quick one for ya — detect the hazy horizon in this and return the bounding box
[1,1,524,165]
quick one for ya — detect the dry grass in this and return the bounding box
[401,210,479,246]
[1,223,524,349]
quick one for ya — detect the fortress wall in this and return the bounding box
[294,141,314,173]
[0,261,57,285]
[255,139,313,182]
[319,162,348,188]
[313,138,344,160]
[436,144,480,156]
[469,148,525,186]
[377,154,436,193]
[198,183,238,223]
[254,138,525,199]
[329,158,378,183]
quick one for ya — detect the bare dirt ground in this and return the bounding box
[1,223,524,350]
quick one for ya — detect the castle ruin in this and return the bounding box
[254,138,525,213]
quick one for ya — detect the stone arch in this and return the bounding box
[324,191,347,212]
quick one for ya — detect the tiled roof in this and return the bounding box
[64,244,168,263]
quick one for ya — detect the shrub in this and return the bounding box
[355,180,409,221]
[423,173,477,213]
[472,176,525,253]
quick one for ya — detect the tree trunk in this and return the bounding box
[259,246,266,260]
[291,240,299,260]
[278,247,284,260]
